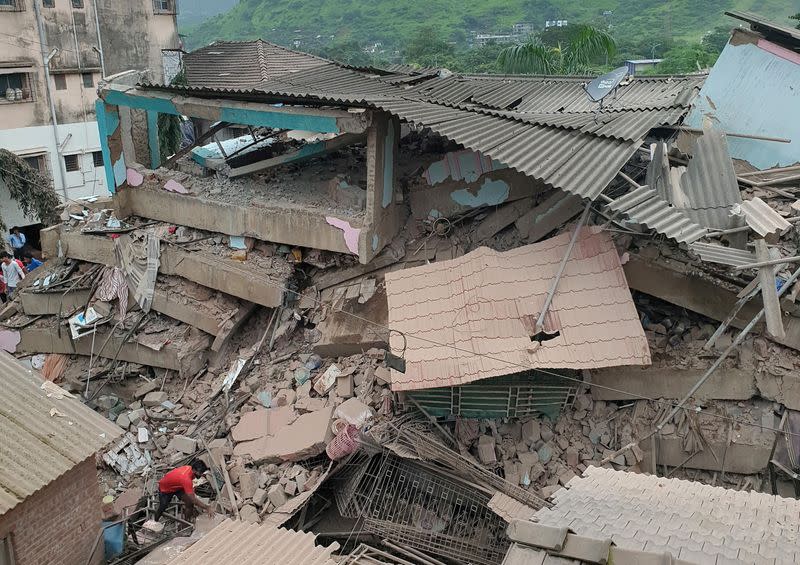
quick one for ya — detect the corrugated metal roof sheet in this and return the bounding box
[0,350,122,516]
[166,522,339,565]
[144,45,703,202]
[606,186,707,244]
[738,197,792,238]
[184,40,329,89]
[726,10,800,43]
[385,227,650,392]
[688,242,757,267]
[678,129,743,230]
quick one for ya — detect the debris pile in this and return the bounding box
[5,12,800,565]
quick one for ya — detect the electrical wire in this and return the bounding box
[233,261,800,440]
[0,164,794,439]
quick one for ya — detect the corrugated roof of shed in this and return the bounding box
[0,350,122,516]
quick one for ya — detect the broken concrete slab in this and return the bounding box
[15,324,209,376]
[233,406,334,463]
[624,252,800,353]
[169,435,198,454]
[41,227,286,308]
[230,406,297,443]
[591,366,757,401]
[313,281,389,357]
[143,391,168,407]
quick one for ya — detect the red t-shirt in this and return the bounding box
[158,466,195,494]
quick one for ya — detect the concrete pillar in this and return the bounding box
[362,111,403,263]
[95,99,123,193]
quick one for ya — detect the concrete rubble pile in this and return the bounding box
[4,12,800,565]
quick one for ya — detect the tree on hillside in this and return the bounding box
[647,43,717,74]
[497,24,616,75]
[701,25,731,54]
[791,13,800,30]
[404,26,457,69]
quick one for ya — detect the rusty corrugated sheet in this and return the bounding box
[738,197,792,238]
[688,242,757,267]
[606,186,707,243]
[0,350,122,516]
[385,228,650,392]
[166,522,339,565]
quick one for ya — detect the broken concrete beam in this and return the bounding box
[591,366,757,401]
[19,288,93,316]
[474,197,533,242]
[115,186,356,255]
[233,406,334,464]
[15,324,209,376]
[211,302,258,353]
[515,190,584,242]
[477,435,497,464]
[239,470,258,499]
[42,227,285,308]
[642,436,773,475]
[624,253,800,353]
[252,487,268,506]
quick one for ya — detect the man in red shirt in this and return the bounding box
[154,460,215,521]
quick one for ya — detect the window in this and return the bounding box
[0,72,32,102]
[0,0,23,12]
[71,0,83,8]
[43,0,54,6]
[92,151,103,168]
[64,154,79,172]
[54,73,66,90]
[81,72,93,88]
[23,155,45,172]
[152,0,176,14]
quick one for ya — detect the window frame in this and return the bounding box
[42,0,54,7]
[152,0,176,15]
[92,151,103,168]
[63,153,80,172]
[0,0,24,13]
[0,72,34,103]
[81,72,93,88]
[53,73,67,91]
[70,0,83,8]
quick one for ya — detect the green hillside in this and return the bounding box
[182,0,800,63]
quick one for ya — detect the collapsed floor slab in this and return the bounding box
[624,251,800,352]
[19,276,249,341]
[12,320,209,376]
[41,227,287,308]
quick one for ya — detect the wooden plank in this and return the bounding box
[474,198,533,242]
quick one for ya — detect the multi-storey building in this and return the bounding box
[0,0,180,233]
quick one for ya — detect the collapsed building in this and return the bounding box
[2,9,800,565]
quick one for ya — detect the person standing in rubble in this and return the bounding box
[153,460,215,522]
[0,252,24,298]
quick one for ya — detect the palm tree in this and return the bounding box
[498,24,616,75]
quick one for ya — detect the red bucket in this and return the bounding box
[326,424,360,460]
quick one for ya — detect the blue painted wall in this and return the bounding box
[95,100,118,194]
[684,37,800,169]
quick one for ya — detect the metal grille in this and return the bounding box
[335,454,509,565]
[407,371,578,420]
